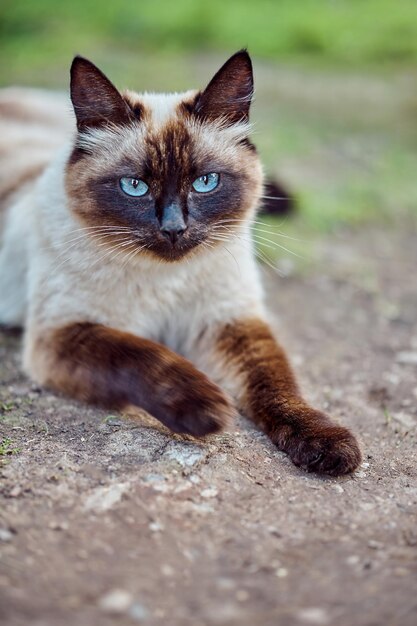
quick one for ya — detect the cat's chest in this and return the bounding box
[90,257,220,350]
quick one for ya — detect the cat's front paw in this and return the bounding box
[286,424,362,476]
[159,373,237,438]
[271,414,362,476]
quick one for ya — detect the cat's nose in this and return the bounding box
[160,224,187,245]
[160,203,187,245]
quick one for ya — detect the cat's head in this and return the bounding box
[66,51,263,262]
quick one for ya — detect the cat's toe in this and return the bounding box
[288,425,362,476]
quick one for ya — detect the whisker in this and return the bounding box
[205,236,242,277]
[211,228,277,249]
[120,247,141,270]
[208,231,285,277]
[45,232,131,260]
[207,235,241,275]
[63,225,133,236]
[260,195,288,201]
[211,222,305,245]
[212,224,304,247]
[251,228,304,243]
[49,230,139,250]
[114,242,142,270]
[212,217,289,229]
[212,217,291,231]
[86,241,134,271]
[250,234,304,259]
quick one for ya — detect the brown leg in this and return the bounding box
[31,322,236,437]
[216,318,361,475]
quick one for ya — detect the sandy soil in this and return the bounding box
[0,223,416,626]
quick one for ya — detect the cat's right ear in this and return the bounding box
[70,56,134,130]
[193,50,254,126]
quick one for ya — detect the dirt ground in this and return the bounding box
[0,222,416,626]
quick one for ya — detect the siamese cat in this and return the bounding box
[0,51,361,475]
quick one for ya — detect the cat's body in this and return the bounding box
[0,52,361,475]
[0,89,70,323]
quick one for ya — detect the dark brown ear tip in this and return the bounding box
[70,55,100,78]
[229,49,253,71]
[71,55,89,69]
[232,48,251,60]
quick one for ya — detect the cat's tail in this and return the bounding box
[259,179,295,217]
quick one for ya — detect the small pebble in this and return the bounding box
[98,589,133,613]
[149,521,164,533]
[0,528,13,542]
[83,482,130,513]
[164,444,204,467]
[297,607,330,624]
[49,520,69,531]
[355,471,367,478]
[216,577,236,590]
[201,487,218,499]
[346,555,360,565]
[275,568,288,578]
[396,351,417,365]
[129,602,148,621]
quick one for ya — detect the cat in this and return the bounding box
[0,50,361,475]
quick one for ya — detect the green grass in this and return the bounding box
[1,402,15,413]
[0,437,20,456]
[1,0,417,85]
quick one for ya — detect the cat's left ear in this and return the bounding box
[70,56,134,130]
[194,50,253,125]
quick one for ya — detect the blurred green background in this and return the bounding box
[1,0,416,259]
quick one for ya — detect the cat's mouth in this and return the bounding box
[91,227,216,263]
[146,231,207,261]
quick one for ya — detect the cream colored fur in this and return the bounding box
[0,88,266,395]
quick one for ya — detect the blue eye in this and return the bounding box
[120,177,149,197]
[192,173,219,193]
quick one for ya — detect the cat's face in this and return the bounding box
[65,51,263,262]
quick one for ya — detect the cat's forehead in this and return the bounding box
[75,89,253,172]
[124,89,197,127]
